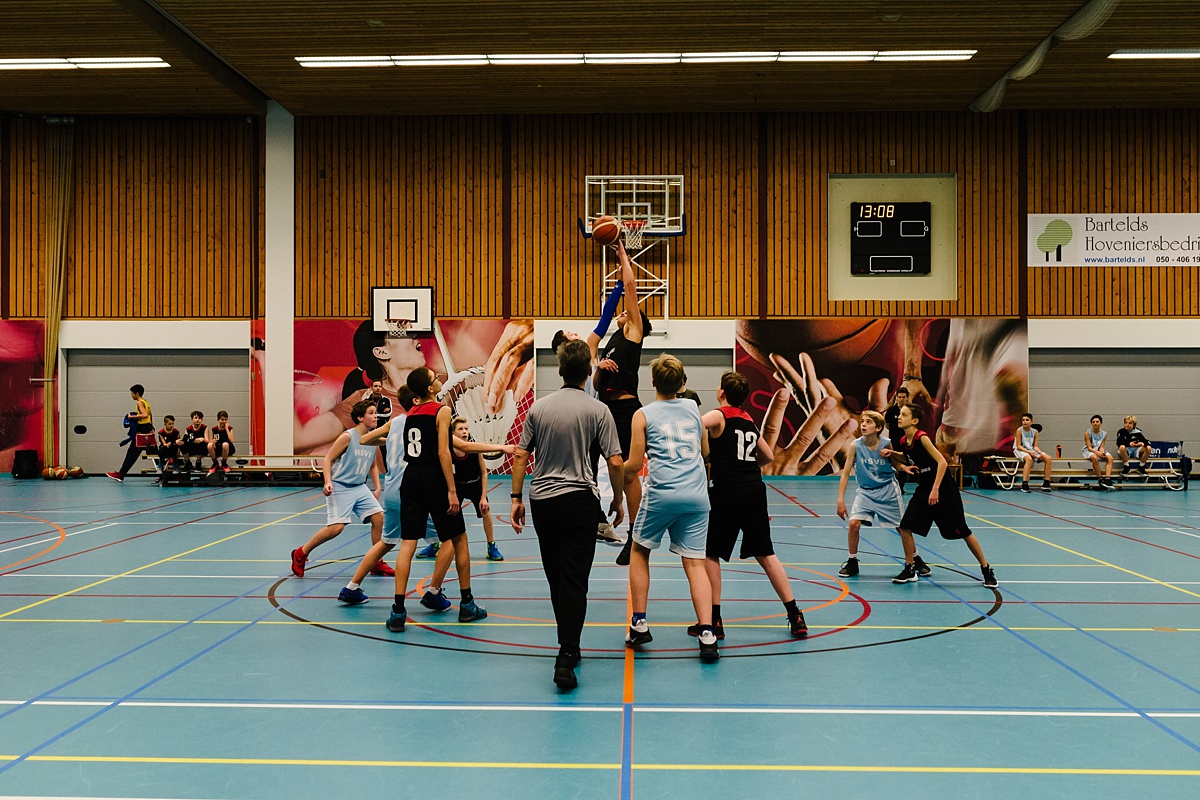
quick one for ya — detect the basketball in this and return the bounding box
[68,466,84,478]
[41,467,53,479]
[591,215,620,246]
[53,466,69,479]
[736,319,894,378]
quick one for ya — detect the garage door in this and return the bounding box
[66,350,249,474]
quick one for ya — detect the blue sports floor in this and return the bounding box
[1,476,1198,799]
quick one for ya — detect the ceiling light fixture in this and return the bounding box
[778,51,877,62]
[295,56,393,68]
[0,57,170,70]
[393,55,488,66]
[487,54,585,65]
[1108,48,1200,59]
[584,53,683,64]
[294,50,977,68]
[875,50,977,61]
[681,51,779,63]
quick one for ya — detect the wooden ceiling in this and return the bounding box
[1,1,1196,116]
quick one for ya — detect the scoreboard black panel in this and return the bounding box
[850,202,931,275]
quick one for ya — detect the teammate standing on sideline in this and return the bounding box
[699,371,808,639]
[371,367,487,633]
[624,354,719,661]
[596,241,647,566]
[893,404,997,588]
[510,339,625,689]
[836,410,930,580]
[289,399,383,577]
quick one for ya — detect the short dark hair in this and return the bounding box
[164,415,175,423]
[352,320,388,380]
[558,339,592,385]
[903,403,924,425]
[550,330,570,355]
[217,410,229,419]
[895,386,909,396]
[720,371,751,408]
[191,410,204,419]
[350,399,375,423]
[396,385,417,412]
[1022,412,1033,421]
[640,310,653,336]
[130,384,144,395]
[1091,414,1103,423]
[406,366,436,398]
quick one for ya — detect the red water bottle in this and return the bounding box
[1056,445,1062,458]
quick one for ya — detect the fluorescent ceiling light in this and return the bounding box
[875,50,977,61]
[296,56,393,68]
[778,51,877,62]
[488,54,585,65]
[393,55,488,66]
[681,51,778,63]
[584,53,683,64]
[0,57,169,70]
[1108,49,1200,59]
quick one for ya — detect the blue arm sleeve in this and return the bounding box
[593,280,625,337]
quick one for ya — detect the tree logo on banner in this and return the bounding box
[1036,219,1073,263]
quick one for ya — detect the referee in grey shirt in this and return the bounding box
[511,339,625,691]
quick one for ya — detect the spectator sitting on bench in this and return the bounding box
[158,415,183,476]
[181,411,208,471]
[207,410,236,475]
[1116,415,1150,475]
[1083,414,1115,490]
[1014,413,1053,493]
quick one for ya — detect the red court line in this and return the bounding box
[0,513,66,571]
[0,489,312,577]
[968,491,1200,561]
[768,483,820,518]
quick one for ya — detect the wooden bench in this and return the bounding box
[980,453,1186,491]
[141,452,323,485]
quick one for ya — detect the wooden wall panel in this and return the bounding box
[767,111,1021,318]
[295,116,505,319]
[7,118,47,318]
[1028,109,1200,316]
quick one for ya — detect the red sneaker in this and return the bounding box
[369,559,396,577]
[290,547,307,578]
[105,471,124,483]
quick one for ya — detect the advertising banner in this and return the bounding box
[1028,214,1200,267]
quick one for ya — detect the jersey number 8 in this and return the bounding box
[406,428,422,457]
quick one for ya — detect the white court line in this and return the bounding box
[3,699,1199,719]
[1165,528,1200,540]
[0,524,117,555]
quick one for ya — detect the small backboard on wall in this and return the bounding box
[371,286,434,335]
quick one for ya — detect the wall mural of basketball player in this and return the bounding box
[734,318,1027,476]
[288,318,534,460]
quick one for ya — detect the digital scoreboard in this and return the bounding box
[850,201,931,275]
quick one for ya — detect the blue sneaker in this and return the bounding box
[415,541,440,559]
[458,600,488,622]
[420,589,452,612]
[338,587,368,605]
[487,542,504,561]
[385,608,407,632]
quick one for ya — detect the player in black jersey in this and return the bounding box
[180,411,208,471]
[596,242,649,566]
[892,404,997,588]
[156,415,182,478]
[699,372,808,639]
[205,411,236,474]
[361,366,487,633]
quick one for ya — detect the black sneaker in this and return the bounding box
[892,564,918,584]
[625,619,653,648]
[912,555,932,577]
[788,610,808,639]
[1137,465,1148,475]
[981,566,998,589]
[1121,464,1132,475]
[1020,483,1031,493]
[616,539,632,566]
[1041,481,1052,493]
[553,653,579,690]
[686,620,725,640]
[838,557,859,577]
[1101,478,1115,491]
[698,629,720,661]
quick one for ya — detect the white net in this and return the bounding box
[622,220,647,251]
[385,318,411,339]
[436,365,533,472]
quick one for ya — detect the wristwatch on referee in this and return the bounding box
[510,492,523,500]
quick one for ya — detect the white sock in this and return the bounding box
[848,552,858,559]
[347,581,360,591]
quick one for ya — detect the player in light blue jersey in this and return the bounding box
[835,410,928,579]
[290,399,384,579]
[624,354,719,661]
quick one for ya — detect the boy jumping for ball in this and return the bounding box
[836,410,930,579]
[289,400,384,577]
[893,404,997,588]
[625,354,719,661]
[698,371,807,639]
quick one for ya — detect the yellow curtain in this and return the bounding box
[42,121,74,467]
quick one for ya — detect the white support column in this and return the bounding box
[264,101,295,456]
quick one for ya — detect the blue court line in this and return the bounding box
[857,529,1200,756]
[0,525,371,776]
[620,701,634,800]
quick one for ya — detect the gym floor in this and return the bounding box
[1,477,1198,799]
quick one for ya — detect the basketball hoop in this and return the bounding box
[622,220,647,250]
[385,318,412,339]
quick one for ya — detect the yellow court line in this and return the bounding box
[0,505,322,621]
[965,512,1200,600]
[4,618,1197,634]
[1,755,1197,776]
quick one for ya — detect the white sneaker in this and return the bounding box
[596,522,623,545]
